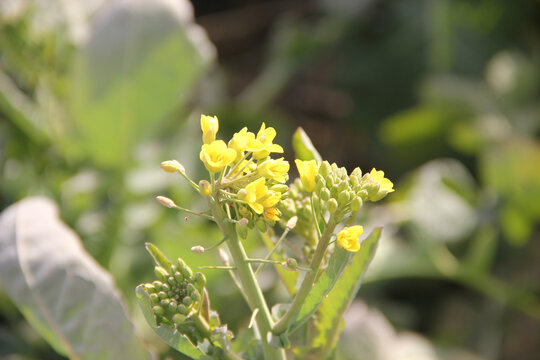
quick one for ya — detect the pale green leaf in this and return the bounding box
[310,228,382,355]
[0,197,151,360]
[292,127,322,161]
[69,0,214,167]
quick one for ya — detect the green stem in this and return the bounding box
[208,199,286,360]
[272,217,337,335]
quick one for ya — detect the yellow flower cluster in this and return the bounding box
[198,114,290,222]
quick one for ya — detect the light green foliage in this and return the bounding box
[0,197,151,360]
[292,127,322,162]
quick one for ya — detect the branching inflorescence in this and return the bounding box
[138,114,394,360]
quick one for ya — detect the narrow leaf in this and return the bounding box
[0,197,150,360]
[145,242,173,270]
[135,286,209,359]
[310,228,382,355]
[292,127,322,161]
[290,240,355,331]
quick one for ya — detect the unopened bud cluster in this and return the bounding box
[142,258,206,329]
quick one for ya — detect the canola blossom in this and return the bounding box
[368,168,395,201]
[201,114,219,144]
[295,159,320,192]
[200,140,236,173]
[337,225,364,252]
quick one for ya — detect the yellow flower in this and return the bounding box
[228,127,255,160]
[263,207,281,222]
[337,225,364,252]
[295,159,320,192]
[230,159,257,177]
[368,168,394,201]
[257,158,290,183]
[200,140,236,173]
[201,114,219,144]
[248,123,284,160]
[238,178,281,214]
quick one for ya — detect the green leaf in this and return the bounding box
[309,228,382,355]
[292,127,322,161]
[135,285,209,359]
[145,242,173,270]
[0,197,151,360]
[289,229,381,332]
[69,0,214,167]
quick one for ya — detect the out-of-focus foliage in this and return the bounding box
[1,0,540,359]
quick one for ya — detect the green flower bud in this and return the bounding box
[186,284,196,294]
[191,289,201,302]
[319,161,332,178]
[350,196,363,211]
[174,271,183,283]
[149,293,159,304]
[338,191,350,204]
[357,189,369,199]
[152,305,165,316]
[173,313,186,325]
[331,163,339,172]
[167,276,175,285]
[169,300,178,311]
[326,198,338,213]
[158,291,167,300]
[363,181,380,199]
[160,299,169,307]
[282,258,298,271]
[315,174,326,192]
[338,180,348,192]
[350,174,359,186]
[183,296,193,307]
[270,184,289,193]
[143,283,156,293]
[351,167,362,177]
[162,283,170,292]
[320,187,331,201]
[178,304,189,315]
[193,272,206,289]
[154,266,169,281]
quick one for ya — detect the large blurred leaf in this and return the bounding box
[308,228,381,356]
[0,197,150,360]
[135,285,209,359]
[290,228,381,332]
[70,0,214,167]
[292,127,322,162]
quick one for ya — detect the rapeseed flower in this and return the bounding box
[257,158,290,183]
[238,178,281,214]
[336,225,364,252]
[201,115,219,144]
[200,140,236,173]
[248,123,284,159]
[229,127,255,160]
[295,159,320,192]
[368,168,394,201]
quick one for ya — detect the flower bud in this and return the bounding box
[350,196,363,211]
[154,266,169,281]
[286,216,298,230]
[152,280,163,288]
[326,198,338,213]
[182,296,193,307]
[270,184,289,193]
[191,289,201,302]
[351,167,362,177]
[174,271,183,283]
[338,191,351,204]
[194,272,207,288]
[320,188,331,201]
[158,291,167,300]
[149,293,159,304]
[173,313,186,325]
[152,305,165,316]
[160,160,185,173]
[238,218,249,226]
[319,161,332,178]
[282,258,298,271]
[198,180,212,196]
[161,283,170,292]
[143,283,156,293]
[168,300,178,311]
[178,304,189,315]
[338,180,348,192]
[156,196,176,208]
[191,245,205,253]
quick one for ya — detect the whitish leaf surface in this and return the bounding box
[70,0,215,167]
[0,197,150,360]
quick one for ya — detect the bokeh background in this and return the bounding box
[1,0,540,359]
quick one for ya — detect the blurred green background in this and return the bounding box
[1,0,540,359]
